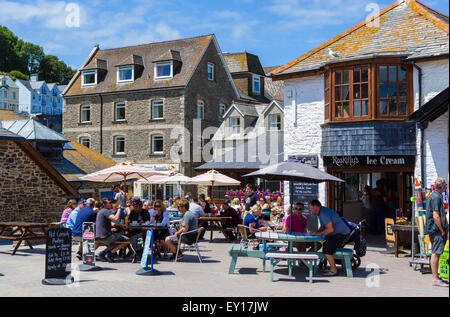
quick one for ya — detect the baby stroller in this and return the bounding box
[318,219,367,271]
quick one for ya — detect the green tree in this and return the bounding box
[38,55,76,84]
[16,41,45,74]
[8,70,29,80]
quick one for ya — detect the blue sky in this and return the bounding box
[0,0,448,70]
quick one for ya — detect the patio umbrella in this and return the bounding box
[188,169,240,199]
[243,160,344,233]
[80,162,168,199]
[159,173,192,198]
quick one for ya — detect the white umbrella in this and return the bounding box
[188,170,240,199]
[159,173,192,198]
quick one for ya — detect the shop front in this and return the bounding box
[321,122,417,223]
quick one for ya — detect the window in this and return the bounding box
[229,117,240,135]
[79,137,90,149]
[3,90,7,98]
[115,102,126,121]
[328,61,410,121]
[268,114,281,131]
[151,135,164,154]
[117,66,134,83]
[151,100,164,119]
[81,70,97,86]
[80,105,91,122]
[207,63,214,81]
[155,62,173,79]
[378,65,408,116]
[197,100,205,120]
[253,76,261,94]
[219,103,227,121]
[114,136,125,154]
[12,92,16,100]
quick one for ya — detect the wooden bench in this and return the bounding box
[266,252,319,283]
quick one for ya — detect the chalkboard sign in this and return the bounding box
[82,222,96,267]
[44,228,72,280]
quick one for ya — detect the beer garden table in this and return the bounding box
[0,222,50,255]
[198,216,232,241]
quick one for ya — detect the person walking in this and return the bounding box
[425,177,448,287]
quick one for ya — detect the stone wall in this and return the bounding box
[0,140,68,222]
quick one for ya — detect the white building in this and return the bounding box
[270,0,449,221]
[0,75,19,112]
[15,75,63,115]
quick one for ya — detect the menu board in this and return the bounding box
[44,228,72,279]
[82,222,96,267]
[385,218,396,252]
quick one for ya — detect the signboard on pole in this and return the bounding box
[42,227,73,285]
[136,228,160,276]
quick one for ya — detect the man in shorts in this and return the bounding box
[309,199,350,276]
[425,177,448,287]
[96,198,129,263]
[165,199,199,261]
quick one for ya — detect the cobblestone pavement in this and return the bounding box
[0,236,448,297]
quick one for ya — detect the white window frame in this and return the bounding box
[151,134,164,154]
[79,136,91,148]
[268,114,281,131]
[116,66,134,83]
[114,135,126,155]
[12,92,16,100]
[81,70,97,86]
[253,75,261,95]
[114,102,126,121]
[80,105,91,123]
[229,117,240,135]
[207,63,214,81]
[219,103,227,122]
[151,100,164,120]
[197,100,205,120]
[154,62,173,80]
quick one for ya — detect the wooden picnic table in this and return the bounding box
[0,222,51,255]
[255,231,326,273]
[198,216,233,241]
[391,224,419,258]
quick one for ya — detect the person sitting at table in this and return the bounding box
[128,198,150,224]
[150,200,171,258]
[243,204,267,239]
[231,198,242,213]
[66,199,85,233]
[221,199,242,240]
[196,195,208,239]
[60,199,76,227]
[309,199,350,276]
[72,198,97,260]
[96,198,129,263]
[165,199,199,261]
[283,202,310,252]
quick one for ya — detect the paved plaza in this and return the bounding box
[0,236,448,297]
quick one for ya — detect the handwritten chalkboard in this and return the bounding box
[44,228,72,279]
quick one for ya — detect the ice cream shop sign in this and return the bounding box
[323,155,415,168]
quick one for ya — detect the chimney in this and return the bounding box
[30,74,38,81]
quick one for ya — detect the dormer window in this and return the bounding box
[268,114,282,131]
[155,62,173,79]
[253,75,260,95]
[117,66,134,83]
[81,70,97,86]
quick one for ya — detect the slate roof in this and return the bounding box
[264,66,284,101]
[197,131,284,170]
[0,120,67,142]
[321,122,417,156]
[0,109,24,121]
[65,34,217,96]
[272,0,449,77]
[408,87,449,123]
[223,52,266,76]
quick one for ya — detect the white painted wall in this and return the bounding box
[413,59,449,188]
[283,75,326,207]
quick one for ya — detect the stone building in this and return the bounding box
[0,128,77,222]
[62,34,240,194]
[271,0,449,220]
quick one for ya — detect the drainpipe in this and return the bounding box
[412,61,424,187]
[99,94,103,154]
